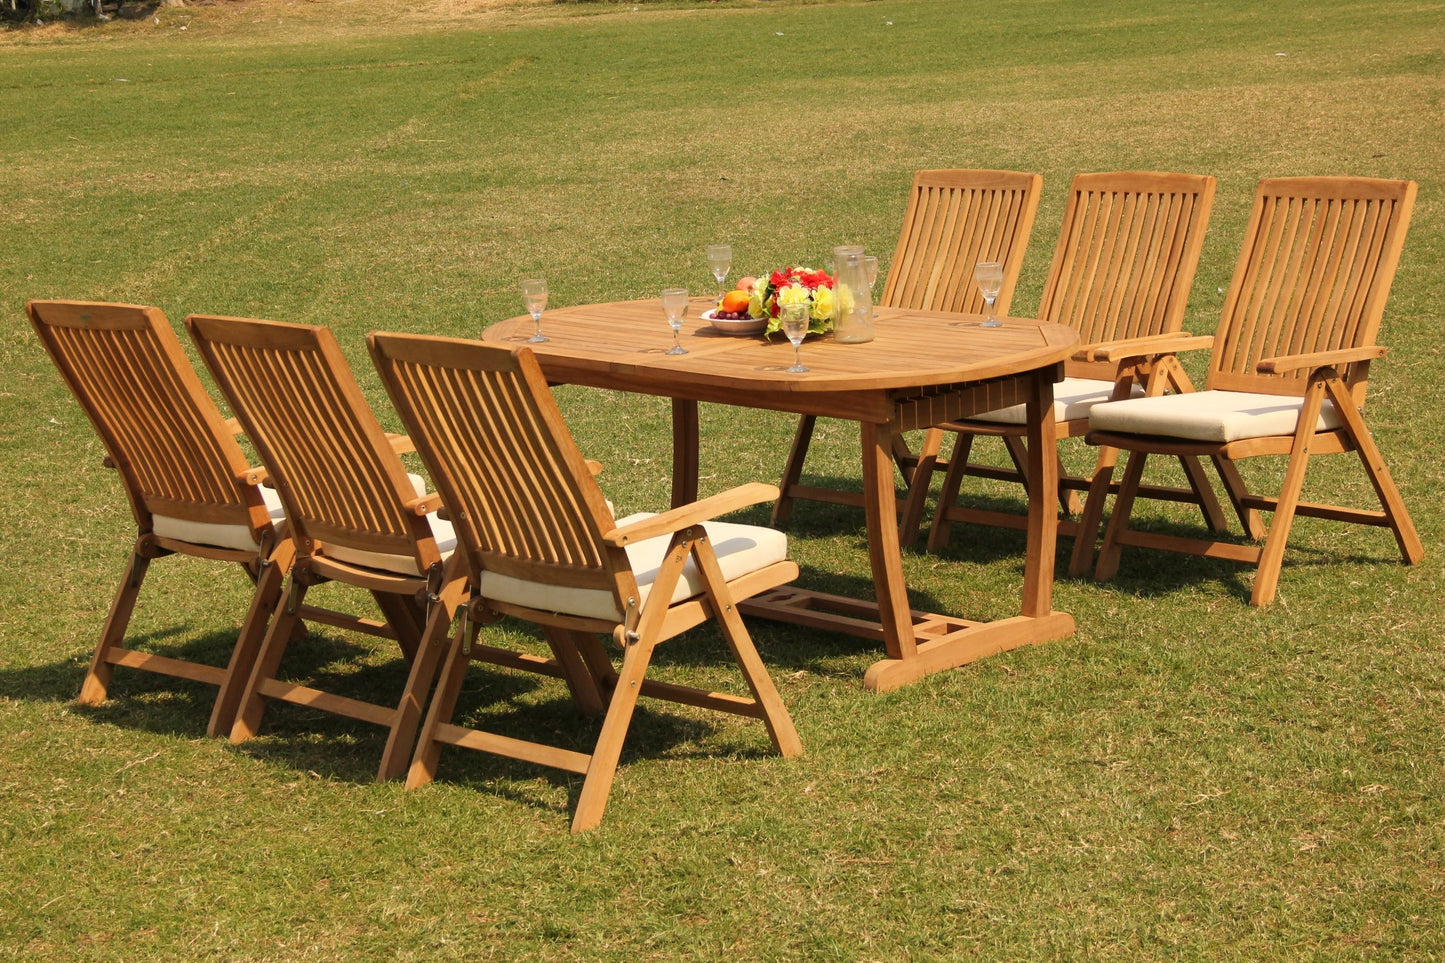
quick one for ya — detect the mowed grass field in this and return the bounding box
[2,1,1444,958]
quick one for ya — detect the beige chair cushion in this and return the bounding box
[322,474,458,576]
[478,513,789,623]
[152,484,285,552]
[1088,389,1343,443]
[968,377,1145,425]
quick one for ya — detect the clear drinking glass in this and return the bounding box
[781,300,809,373]
[520,278,549,343]
[974,261,1004,328]
[864,255,879,290]
[661,287,690,355]
[706,244,732,305]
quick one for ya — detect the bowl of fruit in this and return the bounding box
[702,280,768,335]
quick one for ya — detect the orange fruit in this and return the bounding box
[720,290,752,314]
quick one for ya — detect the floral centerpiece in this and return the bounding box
[749,267,839,338]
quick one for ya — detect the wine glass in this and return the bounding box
[661,287,689,355]
[780,299,809,373]
[864,255,879,290]
[520,278,549,343]
[974,261,1004,328]
[706,244,732,305]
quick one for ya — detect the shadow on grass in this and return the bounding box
[0,623,231,717]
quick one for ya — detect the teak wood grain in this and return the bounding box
[187,314,469,781]
[777,169,1045,529]
[370,333,802,833]
[1079,176,1424,606]
[484,300,1079,691]
[27,300,286,737]
[923,171,1221,574]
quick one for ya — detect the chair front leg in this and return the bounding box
[541,626,606,717]
[925,431,977,553]
[898,427,946,547]
[79,542,152,706]
[1213,456,1265,540]
[1068,443,1119,578]
[209,543,294,738]
[772,415,818,525]
[230,576,310,744]
[378,572,469,781]
[1250,378,1329,606]
[570,530,694,832]
[1094,449,1150,582]
[404,617,477,790]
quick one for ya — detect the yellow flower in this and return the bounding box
[810,285,837,322]
[776,283,810,310]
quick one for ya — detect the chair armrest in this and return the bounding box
[403,492,444,516]
[237,466,271,486]
[386,432,416,456]
[585,460,603,477]
[1257,345,1386,374]
[1079,332,1214,363]
[602,482,779,546]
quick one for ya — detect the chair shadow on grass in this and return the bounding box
[923,491,1404,603]
[214,617,810,799]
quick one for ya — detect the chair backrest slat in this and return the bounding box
[1209,177,1416,400]
[880,169,1043,316]
[28,300,265,535]
[187,315,436,566]
[1038,171,1216,350]
[370,333,624,595]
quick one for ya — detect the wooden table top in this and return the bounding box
[483,299,1079,398]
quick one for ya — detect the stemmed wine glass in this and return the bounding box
[974,261,1004,328]
[520,278,549,343]
[781,298,809,373]
[661,287,690,355]
[706,244,732,306]
[864,255,879,291]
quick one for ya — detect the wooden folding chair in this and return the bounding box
[1080,176,1424,605]
[369,332,802,833]
[923,172,1220,570]
[772,169,1043,534]
[27,300,288,737]
[186,314,468,780]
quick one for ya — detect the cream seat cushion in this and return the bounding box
[321,474,458,577]
[478,512,789,623]
[967,377,1145,425]
[1088,389,1343,443]
[152,483,286,553]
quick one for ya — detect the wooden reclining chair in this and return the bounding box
[772,169,1043,537]
[186,314,469,780]
[923,172,1219,573]
[27,300,290,737]
[369,332,802,833]
[1079,176,1423,605]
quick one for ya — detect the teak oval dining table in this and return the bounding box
[484,299,1080,691]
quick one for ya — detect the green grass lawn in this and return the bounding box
[3,0,1444,958]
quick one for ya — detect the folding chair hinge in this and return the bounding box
[284,572,303,616]
[423,561,445,625]
[255,528,277,571]
[460,593,502,655]
[622,596,640,644]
